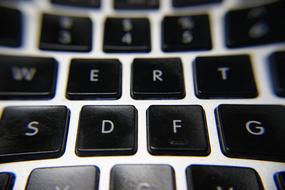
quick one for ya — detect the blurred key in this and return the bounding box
[0,173,14,190]
[269,51,285,97]
[0,6,22,47]
[51,0,101,8]
[173,0,222,7]
[114,0,159,9]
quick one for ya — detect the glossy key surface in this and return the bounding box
[0,6,22,47]
[103,17,151,52]
[215,104,285,162]
[110,165,176,190]
[114,0,159,9]
[131,58,185,99]
[147,105,210,156]
[275,172,285,190]
[193,55,257,99]
[270,51,285,97]
[26,166,99,190]
[51,0,100,8]
[186,165,264,190]
[0,55,57,100]
[225,2,285,48]
[66,59,122,100]
[162,15,212,52]
[0,173,14,190]
[0,106,70,163]
[172,0,222,7]
[76,105,137,156]
[40,13,92,52]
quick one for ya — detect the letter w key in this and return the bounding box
[0,55,58,99]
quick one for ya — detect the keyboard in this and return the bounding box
[0,0,285,189]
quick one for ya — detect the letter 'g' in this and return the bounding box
[245,120,265,136]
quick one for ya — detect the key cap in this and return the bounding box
[0,55,57,100]
[215,104,285,162]
[103,17,151,52]
[275,172,285,190]
[225,2,285,48]
[193,55,257,98]
[110,165,176,190]
[186,165,264,190]
[0,6,22,47]
[270,51,285,97]
[76,105,137,156]
[51,0,100,8]
[40,14,92,52]
[26,166,99,190]
[114,0,159,9]
[147,105,210,156]
[172,0,222,7]
[162,15,212,52]
[0,173,14,190]
[0,106,70,163]
[131,58,185,99]
[66,59,122,100]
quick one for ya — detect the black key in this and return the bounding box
[0,173,14,190]
[76,105,137,156]
[0,6,22,47]
[51,0,100,8]
[173,0,222,7]
[275,172,285,190]
[103,18,151,52]
[186,165,264,190]
[0,106,69,163]
[193,55,257,98]
[162,15,212,52]
[131,58,185,99]
[40,14,92,52]
[147,105,210,156]
[66,59,122,100]
[270,51,285,97]
[215,104,285,162]
[114,0,159,9]
[110,165,176,190]
[0,55,57,100]
[26,166,99,190]
[225,2,285,48]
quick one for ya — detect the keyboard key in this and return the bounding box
[114,0,159,9]
[131,58,185,99]
[0,106,70,163]
[0,55,57,100]
[40,14,92,52]
[172,0,222,7]
[76,105,137,156]
[26,166,99,190]
[66,59,122,100]
[162,15,212,52]
[0,6,22,47]
[110,165,176,190]
[193,55,257,98]
[270,51,285,97]
[215,104,285,162]
[103,18,151,52]
[186,165,264,190]
[51,0,100,8]
[225,2,285,48]
[275,172,285,190]
[147,105,210,156]
[0,173,15,190]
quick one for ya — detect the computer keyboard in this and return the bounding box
[0,0,284,189]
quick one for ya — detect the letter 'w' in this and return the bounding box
[11,67,36,81]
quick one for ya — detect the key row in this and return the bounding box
[0,105,285,163]
[1,1,284,50]
[51,0,222,9]
[0,52,284,100]
[4,164,284,190]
